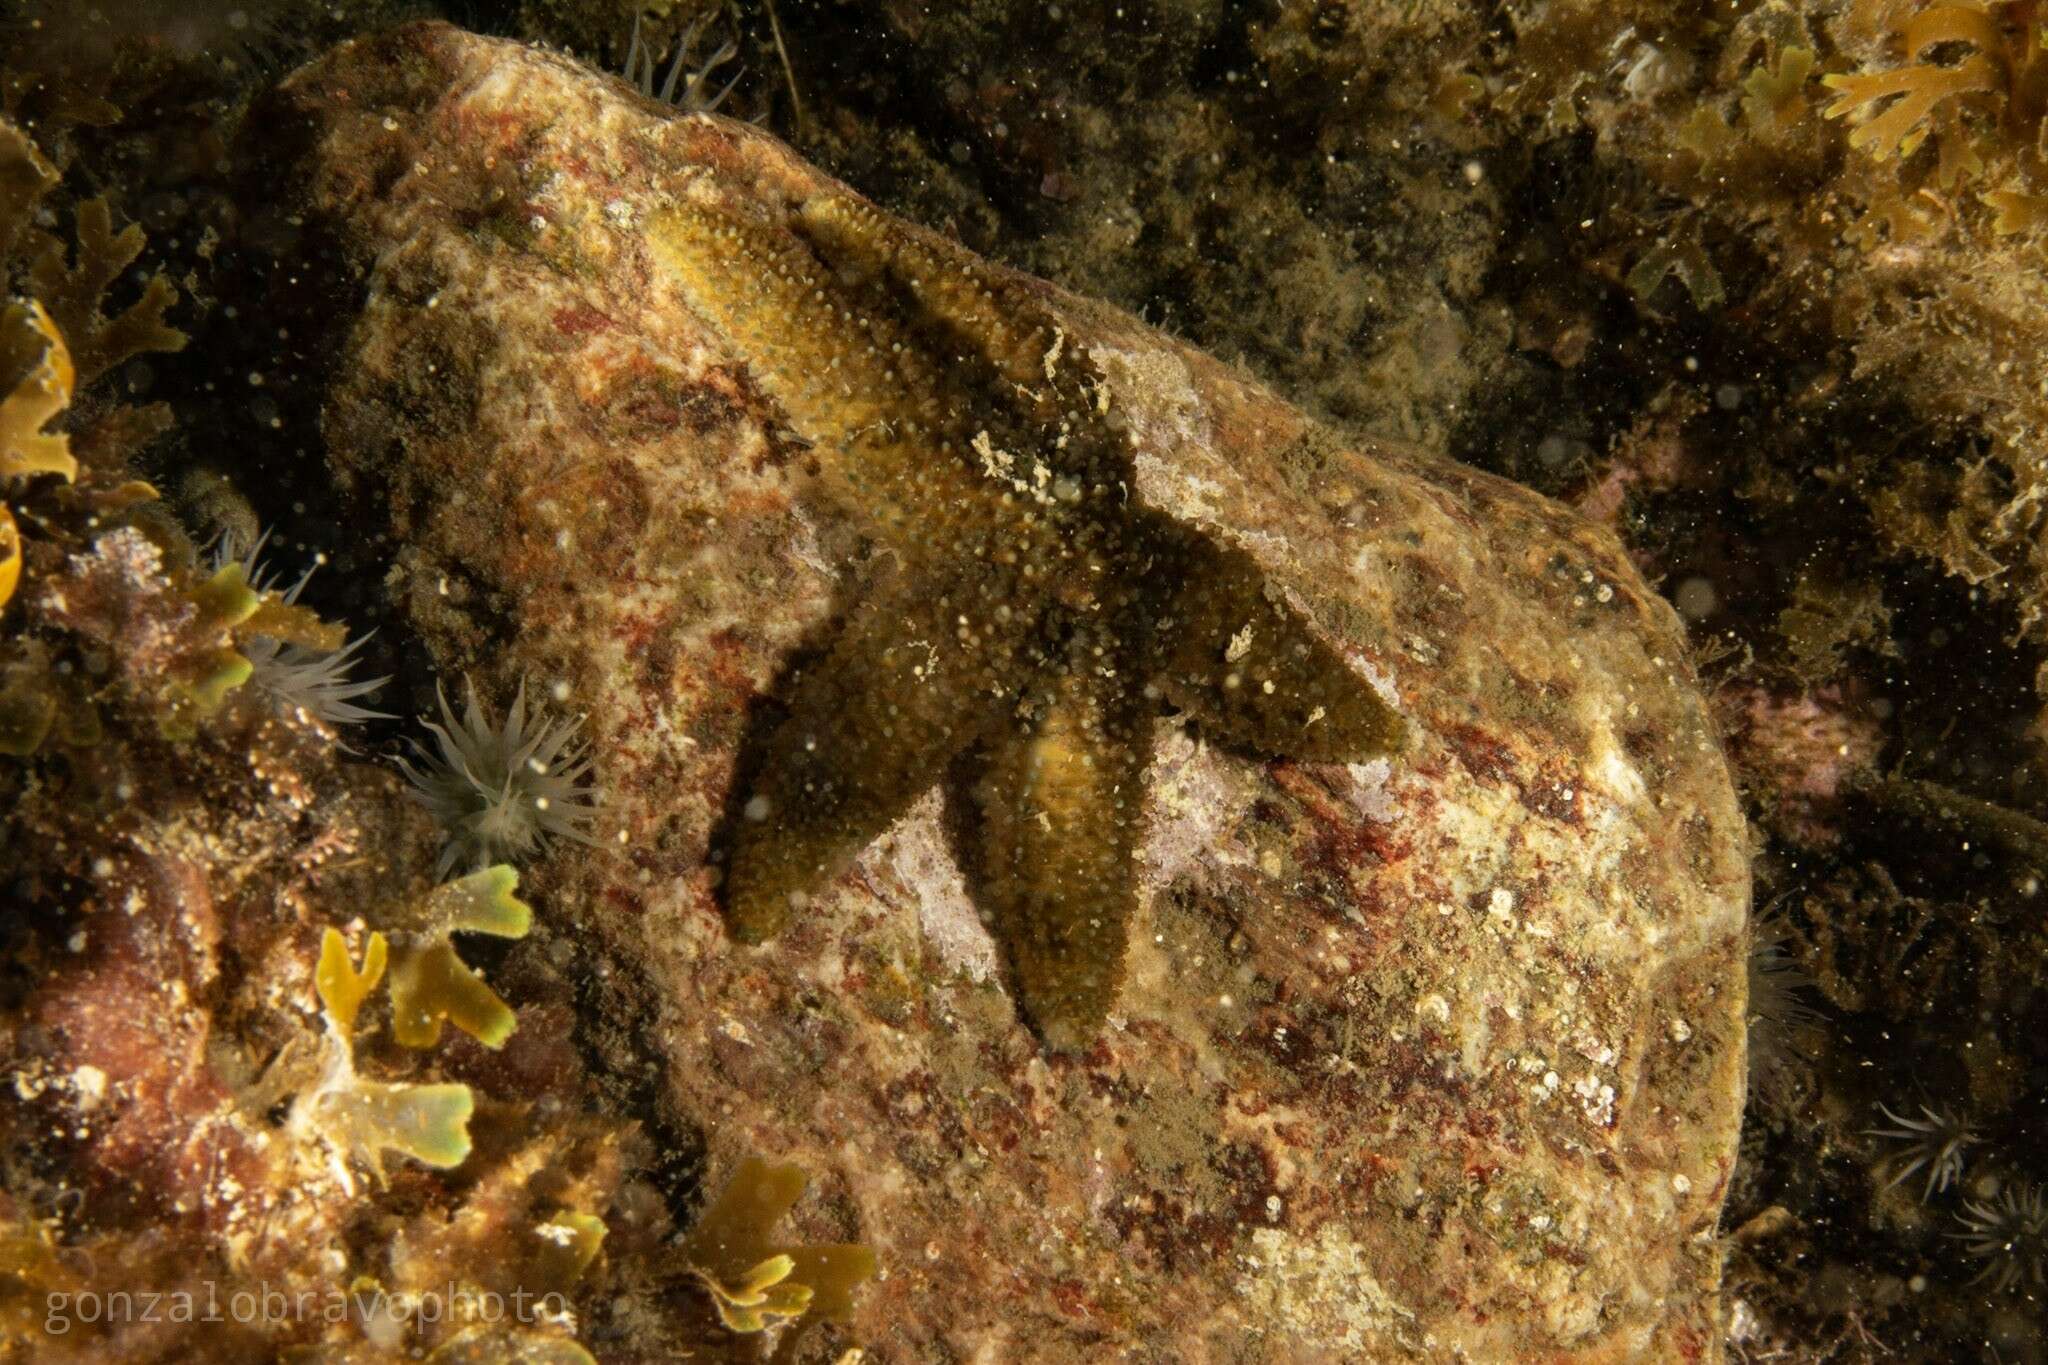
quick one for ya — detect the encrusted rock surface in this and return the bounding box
[261,23,1750,1360]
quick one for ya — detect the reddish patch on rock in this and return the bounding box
[701,628,760,699]
[443,1000,584,1101]
[550,302,614,337]
[1106,1140,1281,1275]
[1440,721,1519,786]
[1522,764,1585,826]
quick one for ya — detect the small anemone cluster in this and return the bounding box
[1757,878,2048,1311]
[395,678,601,877]
[1862,1097,2048,1295]
[213,529,605,876]
[215,528,603,888]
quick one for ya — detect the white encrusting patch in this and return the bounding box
[1138,726,1260,889]
[861,790,1000,983]
[1346,756,1398,823]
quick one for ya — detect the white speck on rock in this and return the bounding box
[1573,1074,1617,1128]
[70,1065,108,1109]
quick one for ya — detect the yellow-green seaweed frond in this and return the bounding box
[1627,230,1726,313]
[144,559,265,731]
[0,299,77,483]
[0,118,59,264]
[1821,3,2044,165]
[419,864,534,938]
[189,559,262,629]
[0,506,18,614]
[0,1216,80,1336]
[1743,45,1816,130]
[318,1078,476,1173]
[300,927,476,1189]
[24,196,186,388]
[389,866,534,1050]
[676,1156,879,1333]
[532,1211,608,1288]
[1986,184,2048,230]
[696,1254,809,1334]
[317,927,390,1037]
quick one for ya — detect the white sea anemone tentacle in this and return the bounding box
[239,630,393,727]
[395,678,601,877]
[216,529,391,726]
[1952,1181,2048,1293]
[1746,905,1823,1080]
[1867,1101,1980,1203]
[624,9,742,112]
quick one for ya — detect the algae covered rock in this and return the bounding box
[256,22,1750,1360]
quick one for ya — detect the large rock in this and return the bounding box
[259,23,1749,1360]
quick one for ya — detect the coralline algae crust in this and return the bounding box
[260,23,1749,1361]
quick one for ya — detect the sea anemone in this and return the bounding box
[1951,1180,2048,1293]
[623,9,741,112]
[395,678,600,878]
[1867,1100,1981,1202]
[1746,905,1825,1081]
[218,531,390,727]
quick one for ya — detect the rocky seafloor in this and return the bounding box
[3,1,2046,1362]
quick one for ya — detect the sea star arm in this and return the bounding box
[1139,511,1404,764]
[969,631,1150,1050]
[724,564,1033,942]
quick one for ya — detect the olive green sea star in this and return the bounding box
[649,190,1403,1049]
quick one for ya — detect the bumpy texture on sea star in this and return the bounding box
[650,194,1402,1046]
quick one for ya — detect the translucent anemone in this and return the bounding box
[623,10,741,111]
[1746,906,1824,1082]
[218,531,390,727]
[395,679,600,877]
[1952,1181,2048,1294]
[1867,1101,1980,1202]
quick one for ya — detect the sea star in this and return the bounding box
[649,191,1403,1048]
